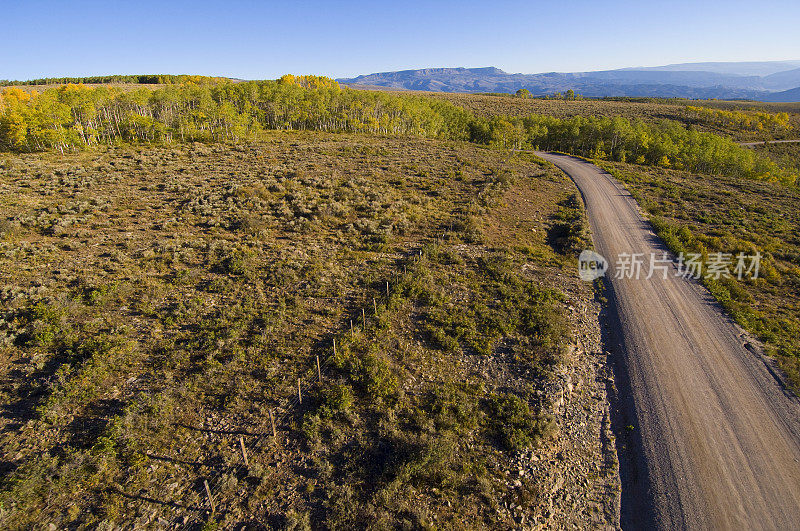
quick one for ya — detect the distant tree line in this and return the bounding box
[0,76,795,185]
[0,77,472,152]
[473,114,796,184]
[543,89,582,100]
[684,105,791,133]
[0,75,230,86]
[512,88,583,100]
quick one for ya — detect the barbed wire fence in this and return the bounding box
[159,235,449,528]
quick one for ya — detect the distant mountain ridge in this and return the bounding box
[337,61,800,101]
[622,60,800,76]
[764,85,800,102]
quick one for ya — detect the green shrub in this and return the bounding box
[215,248,254,276]
[359,353,398,403]
[548,194,590,255]
[23,301,72,350]
[427,383,479,433]
[319,383,354,418]
[488,394,554,451]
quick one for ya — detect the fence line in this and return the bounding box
[165,237,448,527]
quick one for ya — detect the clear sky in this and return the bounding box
[4,0,800,80]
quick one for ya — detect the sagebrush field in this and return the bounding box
[0,132,620,528]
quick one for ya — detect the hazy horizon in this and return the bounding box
[7,59,800,84]
[338,60,800,78]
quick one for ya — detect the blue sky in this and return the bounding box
[4,0,800,80]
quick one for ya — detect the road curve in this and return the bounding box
[537,152,800,529]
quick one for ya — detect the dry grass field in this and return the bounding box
[0,132,619,528]
[752,142,800,172]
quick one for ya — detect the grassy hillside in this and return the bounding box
[424,93,800,142]
[0,133,617,528]
[752,142,800,173]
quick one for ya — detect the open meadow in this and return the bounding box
[0,132,619,528]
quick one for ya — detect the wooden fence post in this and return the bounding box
[204,479,215,513]
[239,435,249,467]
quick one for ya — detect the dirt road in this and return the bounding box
[537,153,800,529]
[739,138,800,146]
